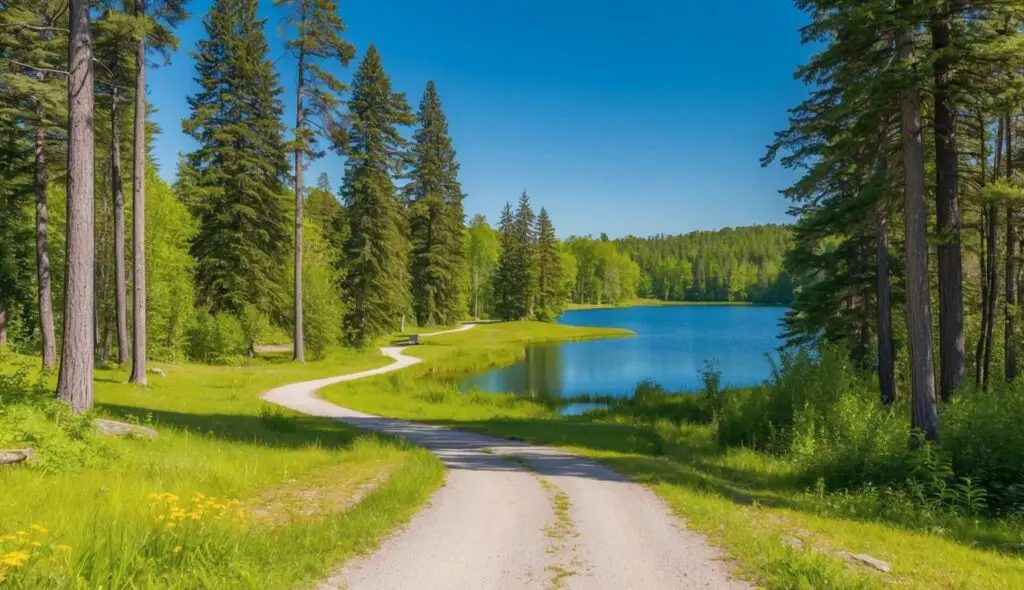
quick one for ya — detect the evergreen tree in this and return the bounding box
[466,213,500,318]
[340,45,413,346]
[0,0,67,369]
[406,81,465,326]
[534,207,562,321]
[183,0,290,316]
[492,202,516,320]
[275,0,354,361]
[511,192,538,318]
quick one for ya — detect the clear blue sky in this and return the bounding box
[148,0,813,238]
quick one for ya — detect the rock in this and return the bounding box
[94,419,158,439]
[149,367,165,378]
[780,535,804,549]
[0,448,33,466]
[836,551,891,573]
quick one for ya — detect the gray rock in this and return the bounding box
[836,551,891,573]
[94,419,158,439]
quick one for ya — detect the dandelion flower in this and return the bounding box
[29,524,47,533]
[172,546,182,555]
[29,542,42,548]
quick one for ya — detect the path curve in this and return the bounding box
[262,324,749,589]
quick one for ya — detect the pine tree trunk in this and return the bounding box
[1006,114,1017,382]
[897,2,939,441]
[976,115,988,388]
[111,90,128,365]
[932,8,965,400]
[986,117,1004,390]
[293,47,305,363]
[129,3,147,385]
[57,0,96,413]
[34,124,57,370]
[875,144,896,405]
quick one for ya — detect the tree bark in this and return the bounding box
[34,124,57,369]
[976,113,988,388]
[986,117,1004,389]
[874,140,896,405]
[1007,114,1018,382]
[931,7,965,400]
[293,43,305,362]
[111,89,128,365]
[897,1,939,441]
[129,1,147,385]
[57,0,96,413]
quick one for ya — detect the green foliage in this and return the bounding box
[493,194,541,320]
[301,223,345,360]
[534,207,562,321]
[183,0,290,317]
[239,304,270,356]
[406,81,466,327]
[147,168,197,360]
[186,310,246,364]
[565,235,641,305]
[340,45,413,347]
[616,225,794,304]
[464,214,501,318]
[0,359,112,473]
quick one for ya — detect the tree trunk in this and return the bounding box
[931,7,965,400]
[897,1,939,442]
[1007,114,1017,382]
[874,142,896,405]
[111,90,128,365]
[34,124,57,369]
[129,2,147,385]
[986,117,1004,389]
[57,0,96,413]
[293,45,305,363]
[976,114,988,388]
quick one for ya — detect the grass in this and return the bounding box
[0,348,444,589]
[318,321,1024,590]
[564,298,756,310]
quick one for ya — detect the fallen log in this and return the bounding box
[0,448,33,466]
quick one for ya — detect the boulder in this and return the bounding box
[94,419,158,439]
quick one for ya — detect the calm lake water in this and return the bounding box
[458,306,786,400]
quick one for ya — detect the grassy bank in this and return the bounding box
[320,323,1024,589]
[564,298,755,311]
[0,349,444,588]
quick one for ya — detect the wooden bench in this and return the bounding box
[408,334,420,345]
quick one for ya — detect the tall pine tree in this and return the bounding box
[340,45,413,346]
[275,0,354,362]
[406,81,465,327]
[492,203,516,320]
[534,206,562,321]
[183,0,289,316]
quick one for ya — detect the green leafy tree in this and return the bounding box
[466,214,500,318]
[406,81,466,326]
[340,45,413,346]
[183,0,290,317]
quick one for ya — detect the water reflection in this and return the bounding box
[459,306,786,400]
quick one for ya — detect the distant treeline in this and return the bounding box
[615,225,795,304]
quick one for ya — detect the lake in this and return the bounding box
[458,305,787,400]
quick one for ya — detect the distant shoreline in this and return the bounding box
[563,298,785,312]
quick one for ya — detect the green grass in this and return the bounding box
[0,349,444,589]
[319,322,1024,590]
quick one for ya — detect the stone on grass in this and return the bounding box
[0,448,33,466]
[94,419,158,439]
[836,551,891,573]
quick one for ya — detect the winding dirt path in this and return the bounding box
[262,324,749,589]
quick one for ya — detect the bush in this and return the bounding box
[0,361,113,472]
[240,304,270,357]
[186,310,246,364]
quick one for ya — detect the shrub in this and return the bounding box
[0,360,113,473]
[240,304,270,357]
[186,310,246,364]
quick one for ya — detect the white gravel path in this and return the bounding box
[262,324,750,590]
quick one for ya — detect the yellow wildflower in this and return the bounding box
[165,522,176,530]
[172,546,182,555]
[29,524,47,534]
[15,531,25,537]
[55,545,71,553]
[29,541,42,548]
[1,550,30,567]
[157,515,165,522]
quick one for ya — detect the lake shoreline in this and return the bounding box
[563,298,787,312]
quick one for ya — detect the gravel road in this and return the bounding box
[262,324,750,589]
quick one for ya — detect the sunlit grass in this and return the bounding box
[0,349,444,589]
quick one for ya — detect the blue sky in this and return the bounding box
[148,0,813,238]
